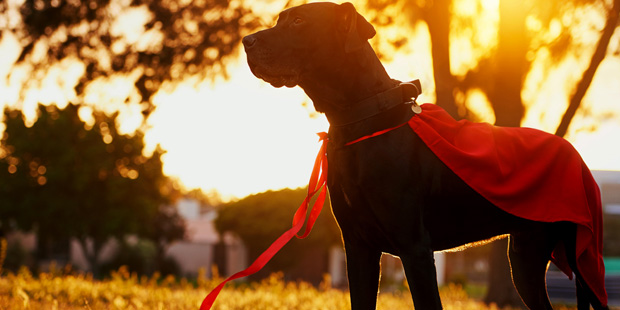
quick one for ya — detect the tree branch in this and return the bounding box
[555,0,620,138]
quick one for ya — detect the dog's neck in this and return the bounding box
[298,44,398,122]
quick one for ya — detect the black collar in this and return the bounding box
[328,79,422,127]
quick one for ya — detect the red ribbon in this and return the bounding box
[345,121,408,146]
[200,132,329,310]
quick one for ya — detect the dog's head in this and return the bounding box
[242,2,375,88]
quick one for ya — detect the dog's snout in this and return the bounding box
[242,35,257,49]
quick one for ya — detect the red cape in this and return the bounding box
[409,104,607,306]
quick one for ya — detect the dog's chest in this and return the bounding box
[326,140,431,250]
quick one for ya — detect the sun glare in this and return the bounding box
[145,56,328,201]
[572,121,620,171]
[1,0,619,202]
[450,0,499,76]
[463,89,495,123]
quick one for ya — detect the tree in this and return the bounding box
[363,0,619,306]
[0,0,260,116]
[215,188,342,283]
[422,0,460,119]
[478,0,619,305]
[0,103,183,276]
[555,0,620,137]
[365,0,460,118]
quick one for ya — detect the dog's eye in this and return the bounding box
[293,17,304,25]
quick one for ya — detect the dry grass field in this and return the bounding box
[0,265,585,310]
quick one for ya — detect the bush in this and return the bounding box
[2,240,30,273]
[159,255,181,277]
[100,240,157,277]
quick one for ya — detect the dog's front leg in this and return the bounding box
[400,245,443,309]
[343,239,382,310]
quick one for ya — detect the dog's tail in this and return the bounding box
[561,222,609,310]
[574,272,609,310]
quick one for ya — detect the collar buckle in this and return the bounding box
[329,79,423,126]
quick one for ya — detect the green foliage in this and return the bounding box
[100,239,157,276]
[0,103,183,271]
[215,188,342,278]
[2,241,30,274]
[2,0,261,115]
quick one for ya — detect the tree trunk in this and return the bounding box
[484,0,529,306]
[213,241,228,277]
[36,234,49,263]
[79,237,102,278]
[484,239,525,308]
[424,0,459,119]
[555,0,620,138]
[0,236,7,274]
[488,0,528,127]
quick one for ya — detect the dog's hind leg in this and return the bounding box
[508,227,556,310]
[343,240,382,310]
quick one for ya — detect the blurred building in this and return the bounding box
[593,170,620,215]
[164,198,247,278]
[2,170,619,300]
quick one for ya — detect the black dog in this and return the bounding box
[242,2,608,310]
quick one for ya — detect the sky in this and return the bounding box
[1,0,619,202]
[143,50,620,202]
[143,60,330,200]
[143,0,620,201]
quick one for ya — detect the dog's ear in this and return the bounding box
[337,2,376,53]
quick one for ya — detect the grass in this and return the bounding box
[0,240,591,310]
[0,264,591,310]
